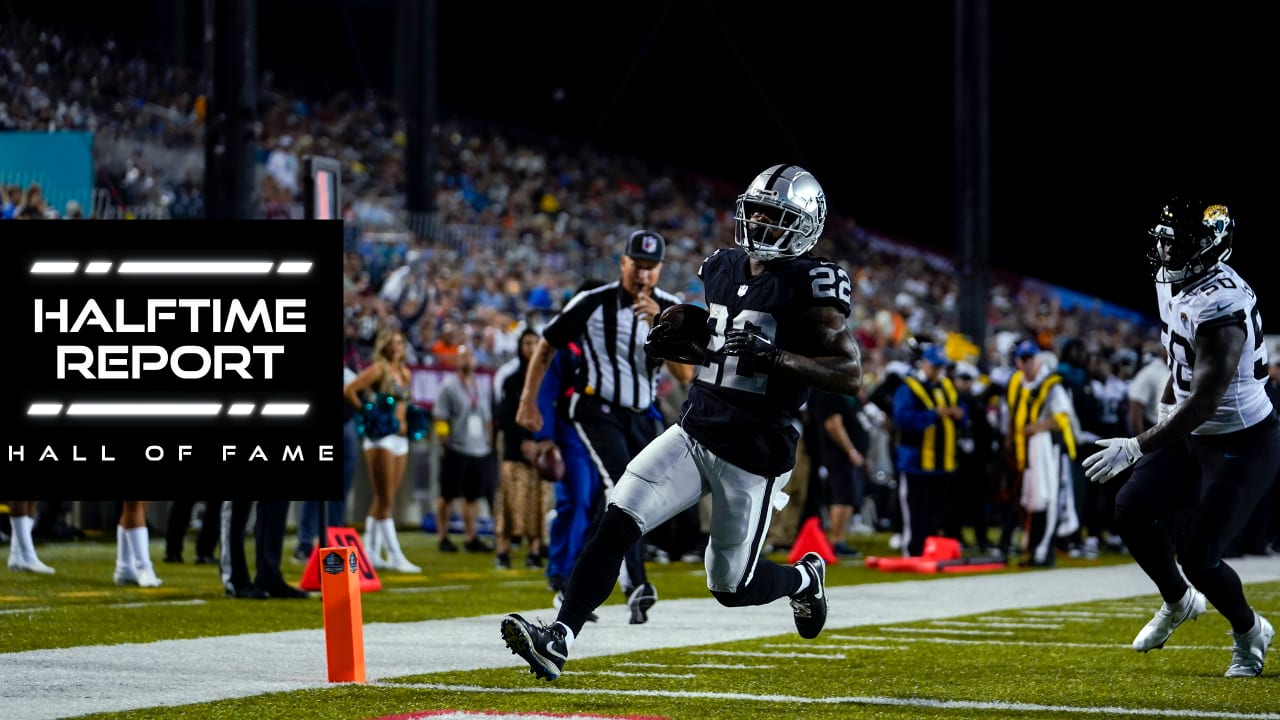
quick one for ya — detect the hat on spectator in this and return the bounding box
[884,360,912,378]
[1013,340,1040,360]
[920,344,950,367]
[953,361,979,380]
[625,230,666,263]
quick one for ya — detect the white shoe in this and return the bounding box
[1133,588,1207,652]
[114,569,138,586]
[1226,613,1274,677]
[388,556,422,573]
[135,567,163,588]
[9,556,56,574]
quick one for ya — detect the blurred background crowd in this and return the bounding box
[5,14,1275,584]
[0,18,1163,384]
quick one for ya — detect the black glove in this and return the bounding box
[722,328,781,372]
[644,321,674,362]
[645,320,708,365]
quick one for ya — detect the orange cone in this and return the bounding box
[787,517,838,565]
[921,536,963,561]
[320,546,366,683]
[300,527,382,592]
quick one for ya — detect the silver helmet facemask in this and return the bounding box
[733,164,827,261]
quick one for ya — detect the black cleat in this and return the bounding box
[263,584,310,600]
[790,552,828,639]
[225,583,269,600]
[501,613,568,681]
[626,582,657,625]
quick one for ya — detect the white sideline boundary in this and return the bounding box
[2,557,1278,720]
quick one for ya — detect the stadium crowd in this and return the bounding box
[5,17,1276,591]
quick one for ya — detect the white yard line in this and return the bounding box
[1,557,1277,720]
[392,681,1280,719]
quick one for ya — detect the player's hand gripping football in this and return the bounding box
[645,304,711,365]
[722,327,781,372]
[1082,437,1142,484]
[644,321,673,361]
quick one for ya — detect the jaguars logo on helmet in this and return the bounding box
[733,164,827,261]
[1146,197,1235,283]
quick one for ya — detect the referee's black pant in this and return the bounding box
[220,500,291,593]
[570,393,664,593]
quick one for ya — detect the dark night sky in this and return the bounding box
[11,1,1278,323]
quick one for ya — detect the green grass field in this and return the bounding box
[4,529,1278,720]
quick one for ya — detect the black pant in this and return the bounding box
[1115,416,1280,631]
[220,500,290,592]
[165,500,222,560]
[570,394,663,591]
[901,471,950,557]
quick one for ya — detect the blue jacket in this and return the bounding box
[892,374,966,475]
[534,344,589,455]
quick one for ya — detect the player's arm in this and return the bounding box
[1136,321,1245,453]
[773,305,863,395]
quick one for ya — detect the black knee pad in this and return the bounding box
[710,589,752,608]
[596,504,643,552]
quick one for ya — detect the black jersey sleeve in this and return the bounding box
[785,256,852,317]
[697,249,726,282]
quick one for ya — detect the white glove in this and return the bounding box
[1158,402,1175,423]
[1083,437,1142,484]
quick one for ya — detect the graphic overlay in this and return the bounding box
[4,220,343,501]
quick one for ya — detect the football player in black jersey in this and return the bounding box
[501,164,863,681]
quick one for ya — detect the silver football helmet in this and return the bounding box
[734,164,827,261]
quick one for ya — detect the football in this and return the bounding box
[658,303,713,347]
[648,303,712,364]
[534,443,565,482]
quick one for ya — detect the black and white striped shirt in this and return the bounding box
[541,281,681,411]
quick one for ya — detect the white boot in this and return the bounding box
[380,518,421,573]
[127,526,162,587]
[114,525,137,585]
[364,516,386,568]
[8,516,54,574]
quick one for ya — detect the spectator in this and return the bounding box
[433,344,496,554]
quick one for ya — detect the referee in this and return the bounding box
[516,230,695,623]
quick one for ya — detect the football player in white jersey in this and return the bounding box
[1084,197,1279,677]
